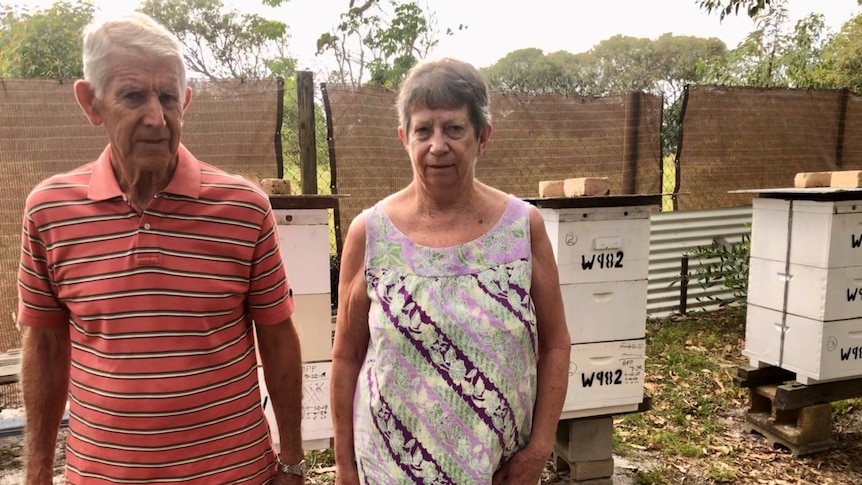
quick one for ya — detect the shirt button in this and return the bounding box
[144,223,151,230]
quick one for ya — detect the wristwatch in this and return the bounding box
[277,457,306,477]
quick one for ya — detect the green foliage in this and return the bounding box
[820,14,862,92]
[481,48,591,95]
[482,34,727,157]
[0,1,94,79]
[316,0,460,87]
[685,232,751,308]
[698,5,834,89]
[139,0,294,80]
[697,0,778,20]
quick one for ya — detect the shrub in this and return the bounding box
[685,232,750,308]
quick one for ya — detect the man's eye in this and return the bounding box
[123,91,143,101]
[160,93,179,104]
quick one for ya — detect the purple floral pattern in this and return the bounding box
[353,196,538,484]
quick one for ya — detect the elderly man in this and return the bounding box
[17,12,305,485]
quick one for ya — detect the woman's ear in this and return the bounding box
[477,124,492,156]
[398,126,408,147]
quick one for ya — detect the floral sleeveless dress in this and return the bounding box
[354,195,538,484]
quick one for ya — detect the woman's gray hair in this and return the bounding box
[81,12,186,99]
[396,57,491,137]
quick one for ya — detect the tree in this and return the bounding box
[481,48,594,96]
[697,0,778,20]
[139,0,294,81]
[316,0,459,87]
[583,34,727,157]
[820,13,862,92]
[0,1,94,79]
[698,5,832,88]
[481,35,727,156]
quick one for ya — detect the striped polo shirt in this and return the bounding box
[17,144,294,484]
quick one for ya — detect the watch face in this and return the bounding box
[279,459,306,476]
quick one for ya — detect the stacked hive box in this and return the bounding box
[258,195,339,450]
[745,191,862,385]
[533,195,660,418]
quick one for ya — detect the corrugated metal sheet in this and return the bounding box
[648,206,753,317]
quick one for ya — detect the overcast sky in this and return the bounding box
[17,0,862,73]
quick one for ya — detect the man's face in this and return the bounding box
[78,52,190,175]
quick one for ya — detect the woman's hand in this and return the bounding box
[335,463,361,485]
[491,446,549,485]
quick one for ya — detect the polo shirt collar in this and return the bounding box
[88,143,202,201]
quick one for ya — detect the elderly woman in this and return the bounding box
[331,58,571,485]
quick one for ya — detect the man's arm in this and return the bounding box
[330,214,371,485]
[256,318,304,467]
[22,325,70,485]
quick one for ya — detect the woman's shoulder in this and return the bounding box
[479,184,532,220]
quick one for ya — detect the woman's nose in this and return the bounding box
[429,129,449,154]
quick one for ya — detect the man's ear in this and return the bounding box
[74,80,102,126]
[183,86,192,110]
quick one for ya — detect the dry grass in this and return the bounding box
[616,307,862,484]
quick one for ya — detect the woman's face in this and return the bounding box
[399,105,491,189]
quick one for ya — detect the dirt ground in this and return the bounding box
[0,424,639,484]
[2,410,860,484]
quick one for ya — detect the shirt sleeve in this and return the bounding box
[247,205,295,325]
[17,208,68,328]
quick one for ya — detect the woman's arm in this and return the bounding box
[330,214,371,484]
[525,205,571,454]
[493,205,571,485]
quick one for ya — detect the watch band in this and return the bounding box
[277,457,306,477]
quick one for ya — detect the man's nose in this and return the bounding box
[142,96,166,127]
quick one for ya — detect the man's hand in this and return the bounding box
[273,471,304,484]
[491,446,549,485]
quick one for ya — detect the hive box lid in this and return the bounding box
[731,187,862,202]
[524,194,662,209]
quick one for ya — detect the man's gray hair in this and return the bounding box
[81,12,186,99]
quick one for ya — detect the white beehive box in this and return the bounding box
[750,197,862,268]
[275,208,332,296]
[748,257,862,322]
[539,206,651,285]
[744,304,862,384]
[561,339,646,419]
[275,207,333,362]
[258,362,333,451]
[291,294,334,362]
[560,280,648,344]
[265,196,340,450]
